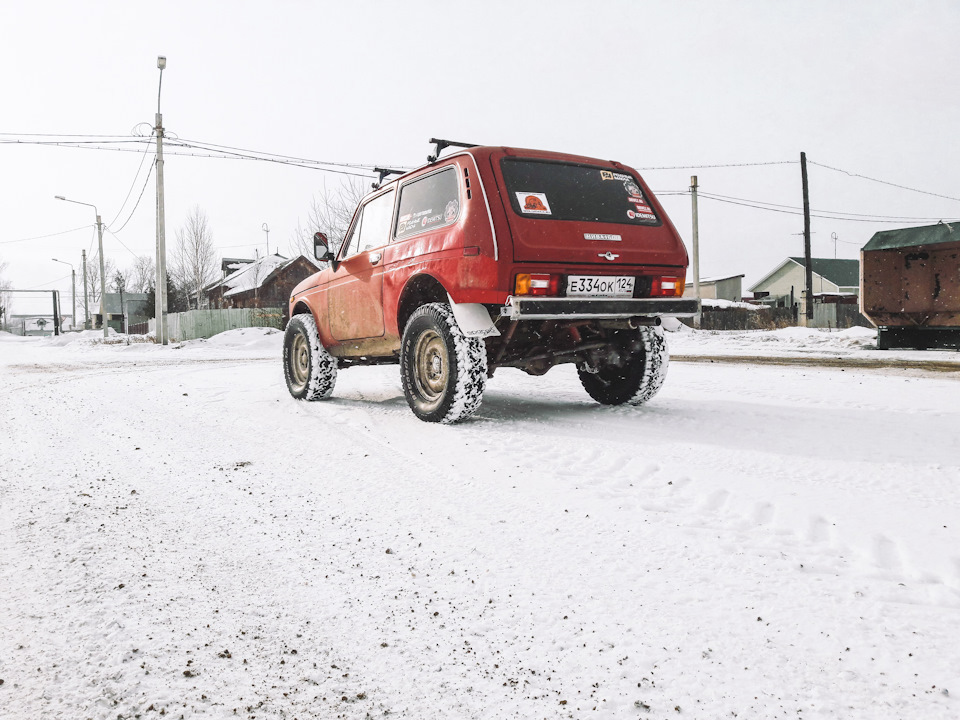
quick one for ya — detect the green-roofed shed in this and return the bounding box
[860,222,960,349]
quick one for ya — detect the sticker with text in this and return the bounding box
[516,192,552,215]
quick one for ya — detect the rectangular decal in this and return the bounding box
[516,191,552,215]
[584,233,622,242]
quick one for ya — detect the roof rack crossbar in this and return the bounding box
[371,167,408,189]
[428,138,477,163]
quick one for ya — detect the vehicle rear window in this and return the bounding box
[500,159,660,226]
[394,168,460,240]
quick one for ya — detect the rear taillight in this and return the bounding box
[515,273,561,296]
[651,275,685,297]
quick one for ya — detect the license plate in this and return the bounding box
[567,275,635,297]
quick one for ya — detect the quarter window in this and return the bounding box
[395,168,460,240]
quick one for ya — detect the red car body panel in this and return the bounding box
[289,146,690,356]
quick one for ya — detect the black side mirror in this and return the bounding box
[313,232,335,262]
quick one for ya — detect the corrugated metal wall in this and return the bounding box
[148,307,283,341]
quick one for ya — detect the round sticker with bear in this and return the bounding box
[444,200,459,223]
[515,191,552,215]
[623,180,642,197]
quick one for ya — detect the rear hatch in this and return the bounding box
[490,151,685,266]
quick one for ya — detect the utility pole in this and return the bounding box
[82,249,90,329]
[262,223,270,257]
[55,196,107,338]
[801,152,813,324]
[155,55,169,345]
[52,290,60,336]
[96,214,107,338]
[690,175,701,329]
[52,258,76,329]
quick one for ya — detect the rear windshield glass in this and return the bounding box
[500,159,659,226]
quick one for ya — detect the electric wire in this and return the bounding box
[108,161,155,234]
[637,160,798,171]
[0,224,93,245]
[808,160,960,203]
[107,141,153,228]
[103,228,140,259]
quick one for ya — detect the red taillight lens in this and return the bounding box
[515,273,560,296]
[651,276,685,297]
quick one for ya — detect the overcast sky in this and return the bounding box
[2,0,959,316]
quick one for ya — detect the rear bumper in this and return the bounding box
[500,296,701,320]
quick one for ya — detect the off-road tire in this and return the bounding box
[578,326,669,406]
[400,303,487,423]
[284,313,338,401]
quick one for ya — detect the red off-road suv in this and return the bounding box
[284,139,698,423]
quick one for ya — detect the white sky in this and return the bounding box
[2,0,959,315]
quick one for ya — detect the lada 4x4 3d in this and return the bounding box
[284,139,699,423]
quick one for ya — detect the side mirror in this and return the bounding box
[313,232,334,262]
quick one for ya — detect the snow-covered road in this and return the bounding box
[1,329,958,719]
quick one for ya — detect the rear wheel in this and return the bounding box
[284,313,337,400]
[401,303,487,423]
[578,326,669,406]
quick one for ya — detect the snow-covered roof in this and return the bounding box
[206,254,322,298]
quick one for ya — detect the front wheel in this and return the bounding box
[283,313,338,400]
[400,303,487,423]
[578,326,669,406]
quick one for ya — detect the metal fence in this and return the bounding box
[144,307,284,342]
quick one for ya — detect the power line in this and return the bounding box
[103,228,140,259]
[698,191,956,221]
[696,192,960,224]
[0,224,93,245]
[107,142,154,228]
[638,160,798,171]
[808,160,960,203]
[108,161,155,234]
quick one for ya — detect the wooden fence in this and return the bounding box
[138,307,284,341]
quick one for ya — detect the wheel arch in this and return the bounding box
[396,273,450,334]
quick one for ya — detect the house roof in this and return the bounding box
[787,257,860,287]
[206,254,322,298]
[750,257,860,292]
[863,222,960,252]
[684,274,744,286]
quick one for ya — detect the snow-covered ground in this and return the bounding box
[1,327,958,719]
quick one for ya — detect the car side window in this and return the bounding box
[340,190,394,260]
[394,168,460,241]
[357,190,395,253]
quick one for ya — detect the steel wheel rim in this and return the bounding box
[290,332,310,392]
[413,330,447,405]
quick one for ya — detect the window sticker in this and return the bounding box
[627,209,657,221]
[516,192,552,215]
[444,199,459,222]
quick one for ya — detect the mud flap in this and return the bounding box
[447,296,500,338]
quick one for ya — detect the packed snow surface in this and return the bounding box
[1,327,958,719]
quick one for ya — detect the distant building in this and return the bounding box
[683,274,744,302]
[749,258,859,307]
[205,254,321,316]
[96,292,150,332]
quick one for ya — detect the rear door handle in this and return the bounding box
[370,252,382,265]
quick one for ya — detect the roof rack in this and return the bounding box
[428,138,477,163]
[371,167,408,190]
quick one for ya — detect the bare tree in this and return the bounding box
[127,255,155,293]
[290,177,368,261]
[85,253,116,306]
[171,206,218,309]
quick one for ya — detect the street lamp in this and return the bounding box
[261,222,270,257]
[51,258,76,331]
[154,55,169,345]
[55,195,108,338]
